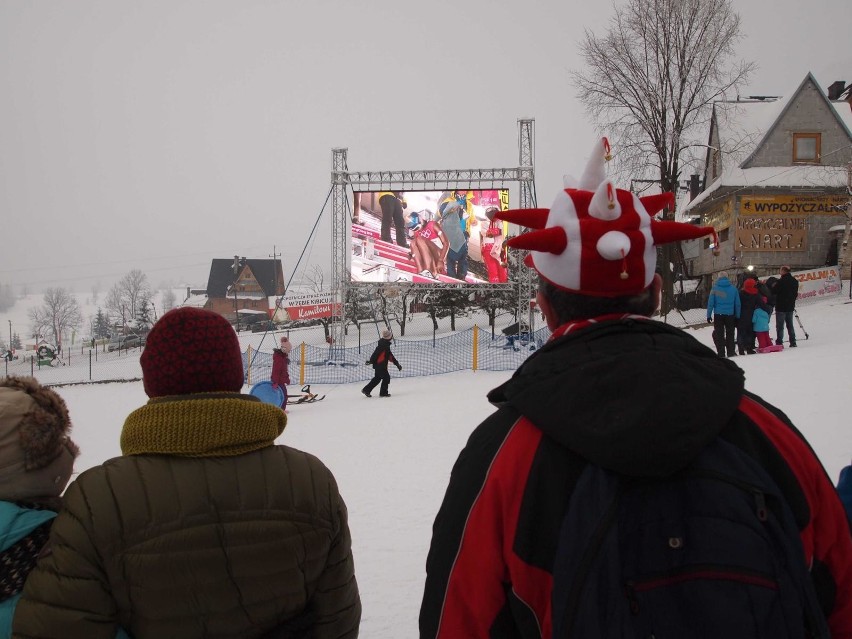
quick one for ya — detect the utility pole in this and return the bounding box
[231,255,242,330]
[269,246,282,322]
[838,163,852,297]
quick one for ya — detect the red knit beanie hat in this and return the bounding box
[141,307,245,398]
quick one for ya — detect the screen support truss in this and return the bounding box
[328,119,536,359]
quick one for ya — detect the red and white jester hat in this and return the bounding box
[495,138,719,297]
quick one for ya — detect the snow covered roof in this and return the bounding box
[685,73,852,211]
[181,294,208,308]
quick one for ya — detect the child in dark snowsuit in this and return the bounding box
[362,329,401,398]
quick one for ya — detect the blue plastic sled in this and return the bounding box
[249,381,286,407]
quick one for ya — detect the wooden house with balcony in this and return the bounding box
[204,257,285,325]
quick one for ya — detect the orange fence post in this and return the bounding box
[472,325,479,372]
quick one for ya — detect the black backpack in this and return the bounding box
[551,438,829,638]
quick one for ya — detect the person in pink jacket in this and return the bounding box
[271,335,292,406]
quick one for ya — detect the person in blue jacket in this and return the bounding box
[706,271,741,358]
[0,376,79,638]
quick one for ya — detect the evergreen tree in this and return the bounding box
[94,308,110,339]
[135,296,155,333]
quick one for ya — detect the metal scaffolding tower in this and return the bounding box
[517,119,537,330]
[329,148,348,360]
[328,119,536,360]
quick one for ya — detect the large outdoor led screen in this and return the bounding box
[351,189,510,284]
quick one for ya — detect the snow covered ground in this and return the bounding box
[7,290,852,637]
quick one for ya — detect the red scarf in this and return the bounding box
[547,313,647,342]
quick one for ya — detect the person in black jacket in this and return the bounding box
[772,265,800,346]
[760,276,777,312]
[362,329,401,398]
[737,277,770,355]
[419,138,852,638]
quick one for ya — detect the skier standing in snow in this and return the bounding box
[13,307,361,639]
[362,329,401,398]
[419,138,852,638]
[271,334,292,406]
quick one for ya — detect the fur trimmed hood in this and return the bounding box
[0,377,79,501]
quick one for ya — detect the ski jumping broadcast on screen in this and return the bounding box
[351,189,511,285]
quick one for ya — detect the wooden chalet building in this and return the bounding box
[205,257,285,325]
[683,73,852,283]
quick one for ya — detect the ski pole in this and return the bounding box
[794,310,809,340]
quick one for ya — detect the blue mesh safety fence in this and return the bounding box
[3,281,838,387]
[243,326,550,387]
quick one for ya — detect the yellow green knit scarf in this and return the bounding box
[121,393,287,457]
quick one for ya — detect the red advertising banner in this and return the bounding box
[280,292,342,320]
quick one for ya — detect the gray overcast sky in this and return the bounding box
[2,0,850,292]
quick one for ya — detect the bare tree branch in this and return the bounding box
[28,287,81,347]
[570,0,756,313]
[571,0,755,187]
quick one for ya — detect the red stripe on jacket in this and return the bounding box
[436,418,552,638]
[740,395,852,638]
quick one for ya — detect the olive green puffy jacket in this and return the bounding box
[12,446,360,638]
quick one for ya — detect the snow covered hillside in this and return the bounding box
[19,289,847,637]
[28,297,852,639]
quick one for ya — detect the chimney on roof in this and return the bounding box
[828,81,846,101]
[689,174,701,201]
[841,85,852,114]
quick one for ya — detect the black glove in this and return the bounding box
[396,363,402,371]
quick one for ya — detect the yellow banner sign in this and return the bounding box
[735,216,807,251]
[702,198,733,230]
[739,194,847,215]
